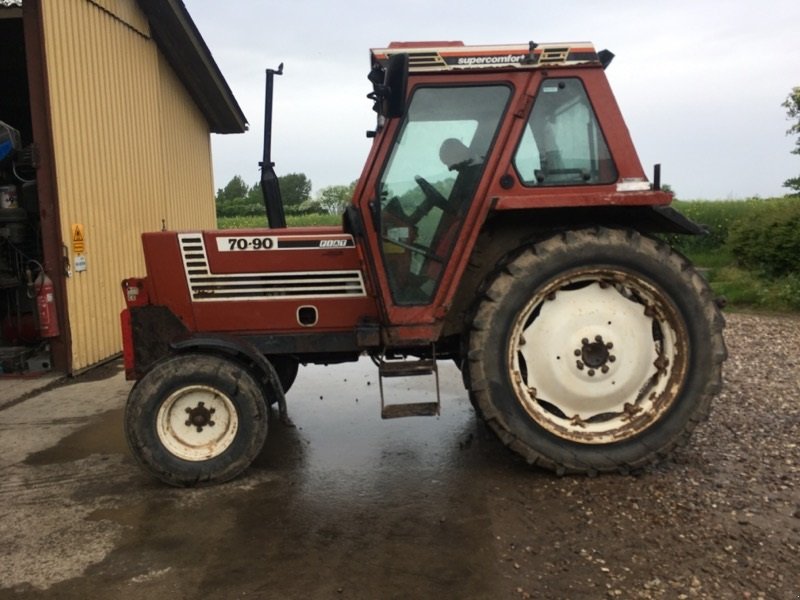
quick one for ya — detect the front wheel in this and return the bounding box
[125,353,269,486]
[467,228,726,474]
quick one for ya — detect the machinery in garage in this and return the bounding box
[121,40,727,486]
[0,119,53,374]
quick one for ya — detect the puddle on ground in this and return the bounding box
[24,408,128,465]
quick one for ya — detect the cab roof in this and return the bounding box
[370,41,604,73]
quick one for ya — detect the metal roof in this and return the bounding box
[135,0,247,134]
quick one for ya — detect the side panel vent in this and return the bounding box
[178,234,366,302]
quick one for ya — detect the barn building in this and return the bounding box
[0,0,246,374]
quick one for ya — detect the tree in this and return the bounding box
[278,173,312,213]
[215,175,256,218]
[317,180,357,215]
[216,175,249,203]
[783,87,800,194]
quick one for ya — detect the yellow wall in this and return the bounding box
[39,0,217,371]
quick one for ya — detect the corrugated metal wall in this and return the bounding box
[39,0,217,371]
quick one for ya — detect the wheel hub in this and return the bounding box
[576,335,615,375]
[156,385,238,461]
[185,401,216,432]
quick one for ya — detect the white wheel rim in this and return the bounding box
[509,271,687,444]
[156,385,238,461]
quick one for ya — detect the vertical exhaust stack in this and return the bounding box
[260,64,286,228]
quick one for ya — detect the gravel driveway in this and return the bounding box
[495,312,799,599]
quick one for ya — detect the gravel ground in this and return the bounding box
[492,312,800,599]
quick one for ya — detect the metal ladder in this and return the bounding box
[378,347,441,419]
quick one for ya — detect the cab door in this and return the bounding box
[361,81,513,343]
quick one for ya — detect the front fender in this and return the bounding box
[170,334,288,421]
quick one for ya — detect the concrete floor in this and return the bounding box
[0,358,531,599]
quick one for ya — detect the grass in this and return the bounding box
[680,246,800,313]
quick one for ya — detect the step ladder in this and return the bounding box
[378,349,441,419]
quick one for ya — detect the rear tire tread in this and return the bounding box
[467,227,727,474]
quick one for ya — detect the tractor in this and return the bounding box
[121,41,726,486]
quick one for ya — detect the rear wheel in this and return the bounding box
[467,228,726,474]
[125,353,268,486]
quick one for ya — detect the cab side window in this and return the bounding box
[514,78,617,186]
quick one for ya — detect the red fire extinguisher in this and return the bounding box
[33,270,60,338]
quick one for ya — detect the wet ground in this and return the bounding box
[0,313,798,599]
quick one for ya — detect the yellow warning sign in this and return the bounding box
[72,224,85,254]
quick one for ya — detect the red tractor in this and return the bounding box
[121,41,726,486]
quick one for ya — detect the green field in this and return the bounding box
[217,214,341,229]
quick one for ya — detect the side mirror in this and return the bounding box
[368,53,409,119]
[383,53,408,118]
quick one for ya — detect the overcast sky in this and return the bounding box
[185,0,800,200]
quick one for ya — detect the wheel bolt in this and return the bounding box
[606,342,614,349]
[595,335,603,342]
[581,338,589,345]
[601,365,609,374]
[609,355,616,362]
[588,369,595,377]
[574,349,581,357]
[576,360,584,370]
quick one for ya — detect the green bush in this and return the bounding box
[662,197,800,313]
[666,199,766,256]
[726,199,800,277]
[775,273,800,310]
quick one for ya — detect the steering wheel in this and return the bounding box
[410,176,457,220]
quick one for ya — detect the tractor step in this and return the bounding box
[381,402,440,419]
[379,359,436,378]
[378,351,440,419]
